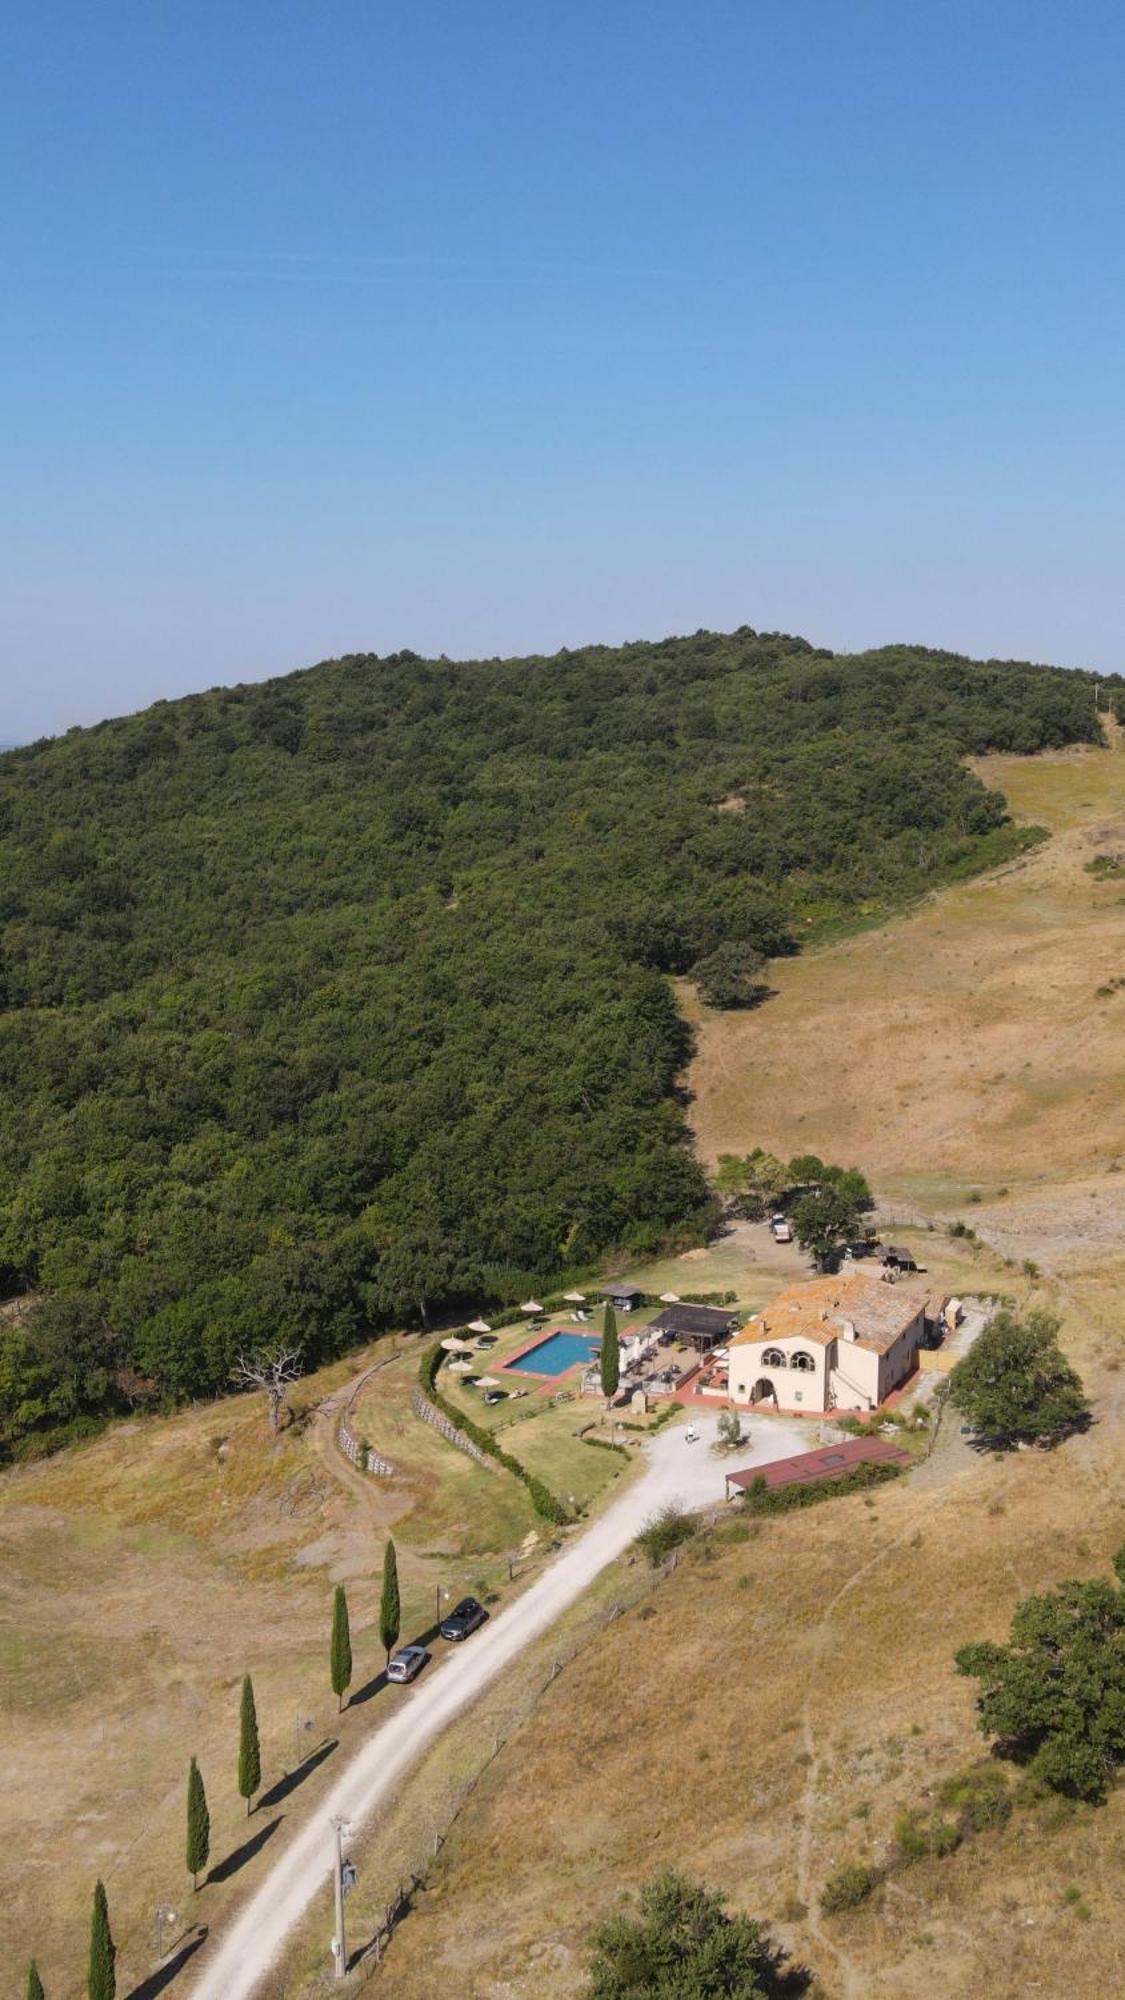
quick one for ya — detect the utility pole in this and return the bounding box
[330,1816,348,1979]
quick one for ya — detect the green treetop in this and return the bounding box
[955,1546,1125,1800]
[379,1540,401,1664]
[186,1756,210,1889]
[600,1303,620,1405]
[87,1880,116,2000]
[330,1584,352,1711]
[238,1674,261,1815]
[583,1869,785,1998]
[948,1308,1089,1447]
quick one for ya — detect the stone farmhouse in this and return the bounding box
[728,1270,928,1414]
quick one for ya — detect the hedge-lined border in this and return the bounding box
[419,1345,571,1525]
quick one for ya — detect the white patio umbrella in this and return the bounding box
[476,1374,501,1389]
[440,1336,475,1353]
[519,1299,544,1315]
[467,1318,492,1335]
[449,1359,474,1374]
[659,1291,681,1304]
[563,1289,586,1303]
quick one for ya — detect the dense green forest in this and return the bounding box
[0,628,1110,1453]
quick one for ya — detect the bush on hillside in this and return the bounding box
[820,1863,882,1914]
[583,1869,801,1998]
[635,1502,698,1567]
[955,1546,1125,1801]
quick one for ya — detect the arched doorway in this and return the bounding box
[751,1377,777,1406]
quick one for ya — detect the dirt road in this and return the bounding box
[187,1410,804,1999]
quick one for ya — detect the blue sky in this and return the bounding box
[3,0,1124,737]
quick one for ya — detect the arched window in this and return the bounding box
[761,1348,787,1368]
[790,1350,817,1372]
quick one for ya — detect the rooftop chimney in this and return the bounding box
[842,1318,857,1342]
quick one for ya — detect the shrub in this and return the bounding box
[635,1503,698,1567]
[582,1433,630,1457]
[821,1863,881,1913]
[583,1870,794,1998]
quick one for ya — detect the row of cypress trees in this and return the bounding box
[31,1545,403,1995]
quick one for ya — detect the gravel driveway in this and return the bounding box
[188,1409,805,2000]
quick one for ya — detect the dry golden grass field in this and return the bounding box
[0,1327,639,1997]
[309,742,1125,2000]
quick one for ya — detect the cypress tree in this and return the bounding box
[600,1302,620,1407]
[330,1584,352,1711]
[87,1879,115,2000]
[238,1674,261,1816]
[185,1756,210,1890]
[379,1540,401,1665]
[27,1962,45,2000]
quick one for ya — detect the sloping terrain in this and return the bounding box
[0,637,1103,1457]
[686,738,1125,1209]
[339,742,1125,2000]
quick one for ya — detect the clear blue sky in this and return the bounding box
[3,0,1123,738]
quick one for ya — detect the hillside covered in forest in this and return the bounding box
[0,629,1109,1452]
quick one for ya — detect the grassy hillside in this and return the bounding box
[684,734,1125,1197]
[303,741,1125,2000]
[0,630,1107,1452]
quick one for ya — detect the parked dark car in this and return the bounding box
[440,1596,489,1643]
[385,1643,430,1684]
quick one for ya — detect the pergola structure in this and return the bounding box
[646,1303,740,1352]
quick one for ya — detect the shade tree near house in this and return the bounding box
[714,1149,870,1239]
[955,1545,1125,1801]
[947,1309,1089,1447]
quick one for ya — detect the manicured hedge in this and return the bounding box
[739,1458,903,1515]
[420,1345,571,1524]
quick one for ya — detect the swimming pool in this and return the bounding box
[507,1330,600,1376]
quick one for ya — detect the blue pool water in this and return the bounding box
[508,1330,599,1376]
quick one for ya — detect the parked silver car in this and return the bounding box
[386,1643,430,1684]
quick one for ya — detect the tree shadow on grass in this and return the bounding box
[206,1813,283,1885]
[256,1737,337,1812]
[124,1926,207,2000]
[348,1665,388,1707]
